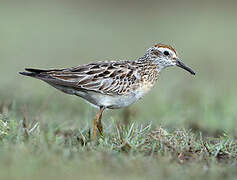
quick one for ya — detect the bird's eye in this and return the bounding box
[164,51,170,56]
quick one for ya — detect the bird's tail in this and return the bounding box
[19,68,49,77]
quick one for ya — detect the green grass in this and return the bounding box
[1,1,237,179]
[0,102,237,180]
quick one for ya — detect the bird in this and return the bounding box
[19,43,195,140]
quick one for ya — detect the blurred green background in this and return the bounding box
[1,0,237,134]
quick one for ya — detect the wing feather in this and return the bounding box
[34,60,141,95]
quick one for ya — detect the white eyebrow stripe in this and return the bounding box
[157,47,177,58]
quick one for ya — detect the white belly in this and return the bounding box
[48,83,152,109]
[77,91,139,109]
[78,86,152,109]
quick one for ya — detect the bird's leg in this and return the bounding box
[93,106,105,141]
[97,107,105,136]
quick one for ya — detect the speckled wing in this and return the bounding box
[25,61,141,96]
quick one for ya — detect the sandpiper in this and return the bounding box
[20,44,195,140]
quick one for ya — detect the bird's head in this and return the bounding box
[145,43,195,75]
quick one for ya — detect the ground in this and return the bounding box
[0,95,237,180]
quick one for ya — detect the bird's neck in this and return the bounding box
[137,56,165,74]
[134,59,159,84]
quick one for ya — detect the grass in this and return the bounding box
[0,101,237,180]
